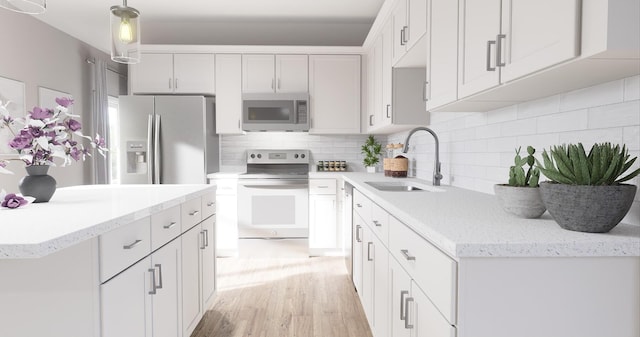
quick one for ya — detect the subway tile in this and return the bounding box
[500,119,538,137]
[486,166,508,182]
[464,113,488,128]
[623,126,640,151]
[517,94,561,119]
[560,79,624,111]
[476,123,502,139]
[487,105,518,124]
[487,137,518,152]
[587,100,640,129]
[537,109,588,133]
[557,128,623,148]
[450,128,477,142]
[465,139,488,153]
[621,201,639,226]
[516,133,561,152]
[624,75,640,101]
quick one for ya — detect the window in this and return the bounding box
[108,96,121,184]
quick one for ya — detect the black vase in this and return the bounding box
[18,165,57,203]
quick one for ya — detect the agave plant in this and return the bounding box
[537,143,640,185]
[508,146,540,187]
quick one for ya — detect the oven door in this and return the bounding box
[237,179,309,238]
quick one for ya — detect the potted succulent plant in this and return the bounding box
[537,143,639,233]
[494,146,546,218]
[361,135,382,173]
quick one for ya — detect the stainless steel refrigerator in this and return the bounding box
[117,95,219,184]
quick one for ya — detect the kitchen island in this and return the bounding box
[342,173,640,337]
[0,184,217,337]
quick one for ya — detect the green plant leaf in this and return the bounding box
[568,144,584,184]
[597,153,622,185]
[616,167,640,183]
[577,143,591,185]
[550,147,576,181]
[590,145,603,184]
[538,166,575,184]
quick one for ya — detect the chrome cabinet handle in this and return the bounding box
[356,225,362,242]
[163,221,177,229]
[423,81,429,102]
[401,249,416,261]
[400,290,409,320]
[200,231,206,249]
[204,229,209,248]
[373,220,382,227]
[369,115,374,126]
[386,104,391,118]
[271,78,275,90]
[148,268,157,295]
[123,239,142,250]
[404,297,415,329]
[486,40,496,71]
[367,242,373,261]
[277,78,281,90]
[155,264,163,289]
[168,78,172,89]
[189,210,200,216]
[400,27,406,46]
[356,203,362,208]
[496,34,506,67]
[175,78,178,89]
[207,201,215,207]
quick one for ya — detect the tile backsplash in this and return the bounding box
[220,133,370,172]
[387,75,640,226]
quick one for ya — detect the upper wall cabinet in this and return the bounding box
[392,0,428,65]
[130,53,215,95]
[458,0,580,99]
[309,55,361,134]
[215,54,243,134]
[242,54,308,93]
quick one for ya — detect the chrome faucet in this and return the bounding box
[402,127,443,186]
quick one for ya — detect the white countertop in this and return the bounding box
[343,173,640,259]
[0,184,216,259]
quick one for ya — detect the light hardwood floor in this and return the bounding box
[191,239,373,337]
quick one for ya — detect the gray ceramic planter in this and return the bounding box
[494,184,546,219]
[539,182,637,233]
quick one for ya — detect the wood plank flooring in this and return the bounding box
[191,239,373,337]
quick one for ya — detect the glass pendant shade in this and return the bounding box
[110,2,140,64]
[0,0,46,14]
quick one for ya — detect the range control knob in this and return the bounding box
[250,154,255,159]
[300,153,306,159]
[257,154,262,159]
[294,154,299,159]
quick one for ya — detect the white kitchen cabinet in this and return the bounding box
[366,35,384,132]
[215,54,243,134]
[353,215,364,295]
[381,18,394,127]
[150,239,182,337]
[425,0,459,110]
[130,53,215,95]
[212,177,239,257]
[309,55,361,134]
[309,179,338,255]
[391,0,408,65]
[242,54,308,93]
[457,0,579,99]
[361,225,375,325]
[392,0,427,65]
[181,215,216,337]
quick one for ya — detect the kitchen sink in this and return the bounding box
[365,181,429,192]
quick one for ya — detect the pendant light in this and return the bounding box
[0,0,46,14]
[110,0,140,64]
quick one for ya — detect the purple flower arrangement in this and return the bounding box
[0,97,108,174]
[0,192,29,209]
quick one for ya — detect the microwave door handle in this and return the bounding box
[293,100,298,124]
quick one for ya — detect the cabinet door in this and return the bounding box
[426,0,459,110]
[101,256,152,337]
[411,281,456,337]
[390,257,412,337]
[407,0,427,50]
[352,214,364,295]
[309,55,361,134]
[309,194,337,251]
[366,36,383,132]
[276,54,308,92]
[392,0,408,65]
[181,225,202,337]
[242,54,276,92]
[201,216,216,309]
[381,19,394,126]
[173,54,215,95]
[500,0,580,83]
[151,239,182,337]
[215,54,243,134]
[130,53,174,94]
[215,193,239,256]
[361,226,375,326]
[373,234,390,337]
[457,0,501,99]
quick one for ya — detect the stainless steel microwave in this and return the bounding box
[242,93,310,132]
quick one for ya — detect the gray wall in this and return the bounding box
[0,10,126,193]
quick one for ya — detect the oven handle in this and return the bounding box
[241,184,309,190]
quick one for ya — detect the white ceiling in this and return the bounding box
[35,0,385,52]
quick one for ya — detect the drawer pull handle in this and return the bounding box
[367,242,374,261]
[207,201,215,207]
[401,249,416,261]
[189,210,200,216]
[123,239,142,250]
[355,225,362,243]
[163,222,177,229]
[400,290,409,320]
[200,230,207,249]
[148,268,157,295]
[317,186,328,188]
[404,297,415,329]
[356,203,362,208]
[373,220,382,227]
[155,264,163,289]
[204,229,209,248]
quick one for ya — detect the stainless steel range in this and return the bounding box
[237,149,310,238]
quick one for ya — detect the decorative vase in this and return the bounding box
[494,184,546,219]
[18,165,57,203]
[539,182,636,233]
[366,166,376,173]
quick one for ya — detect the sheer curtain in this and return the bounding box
[90,58,110,184]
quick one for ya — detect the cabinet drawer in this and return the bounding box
[353,190,372,222]
[201,192,216,219]
[151,206,181,251]
[389,216,457,324]
[100,217,151,282]
[182,197,203,232]
[370,203,389,246]
[309,179,337,194]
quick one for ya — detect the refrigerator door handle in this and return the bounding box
[154,115,161,184]
[147,114,154,184]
